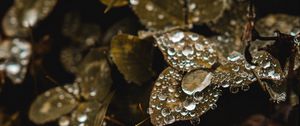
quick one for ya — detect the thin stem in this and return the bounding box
[104,116,126,126]
[45,75,81,102]
[135,117,150,126]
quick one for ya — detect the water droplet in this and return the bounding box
[232,66,240,72]
[210,104,217,110]
[183,98,196,111]
[77,114,88,122]
[182,45,194,56]
[57,102,62,108]
[145,3,154,11]
[163,115,175,124]
[169,31,184,43]
[161,108,171,117]
[188,34,199,41]
[263,62,271,68]
[158,93,167,101]
[230,87,239,93]
[193,91,203,101]
[130,0,139,5]
[147,108,153,114]
[190,118,200,125]
[89,89,97,97]
[167,48,176,56]
[194,43,204,51]
[227,52,241,62]
[241,85,250,91]
[59,116,70,126]
[158,14,164,19]
[5,63,21,75]
[222,83,230,88]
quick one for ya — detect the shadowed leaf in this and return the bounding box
[110,34,153,85]
[2,0,57,37]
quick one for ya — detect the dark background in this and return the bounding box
[0,0,299,126]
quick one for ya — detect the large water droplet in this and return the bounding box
[161,108,171,117]
[169,31,184,43]
[183,98,196,111]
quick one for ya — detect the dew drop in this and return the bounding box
[241,85,250,91]
[183,98,196,111]
[227,53,241,62]
[230,87,239,94]
[182,45,194,57]
[77,114,88,122]
[163,115,175,124]
[59,116,70,126]
[147,108,153,114]
[190,118,201,125]
[167,48,176,56]
[145,3,154,11]
[130,0,139,5]
[193,91,203,101]
[161,108,171,117]
[169,31,184,43]
[158,93,167,101]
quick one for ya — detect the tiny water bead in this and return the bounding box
[59,116,70,126]
[155,30,218,72]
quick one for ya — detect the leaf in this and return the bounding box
[252,51,286,102]
[93,91,114,126]
[188,0,228,24]
[60,47,84,74]
[130,0,228,30]
[252,51,284,81]
[110,34,153,85]
[29,84,80,124]
[102,18,142,45]
[212,51,256,92]
[212,50,285,98]
[209,0,248,57]
[77,48,113,101]
[154,30,218,72]
[0,38,32,84]
[255,14,300,36]
[57,92,114,126]
[130,0,186,30]
[149,67,221,125]
[2,0,57,37]
[62,12,102,48]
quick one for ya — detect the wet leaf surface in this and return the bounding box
[149,67,221,125]
[154,30,218,72]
